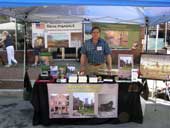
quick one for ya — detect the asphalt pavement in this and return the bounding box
[0,61,170,128]
[0,96,169,128]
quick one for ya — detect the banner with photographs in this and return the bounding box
[47,84,118,118]
[139,53,170,80]
[45,23,82,48]
[92,23,140,49]
[32,23,82,48]
[32,23,46,48]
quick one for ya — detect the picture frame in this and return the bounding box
[139,53,170,81]
[118,54,133,80]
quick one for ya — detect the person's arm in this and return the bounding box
[106,54,112,70]
[103,39,112,70]
[0,35,6,44]
[80,54,87,74]
[79,42,88,75]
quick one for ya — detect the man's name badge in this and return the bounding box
[97,46,102,51]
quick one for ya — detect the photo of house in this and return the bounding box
[73,93,95,117]
[49,93,69,118]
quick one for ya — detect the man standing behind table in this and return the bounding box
[80,26,112,75]
[0,31,18,67]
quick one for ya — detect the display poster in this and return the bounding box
[118,54,133,80]
[92,23,140,49]
[47,84,118,118]
[139,53,170,80]
[32,23,46,48]
[32,23,82,48]
[45,23,82,48]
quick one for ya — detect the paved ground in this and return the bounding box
[0,60,170,128]
[0,96,169,128]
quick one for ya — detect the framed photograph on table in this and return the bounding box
[118,54,133,80]
[139,53,170,81]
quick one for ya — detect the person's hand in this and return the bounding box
[79,71,85,76]
[107,67,112,76]
[0,43,3,48]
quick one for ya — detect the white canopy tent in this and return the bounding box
[0,0,170,25]
[0,0,170,77]
[0,6,170,26]
[0,22,16,30]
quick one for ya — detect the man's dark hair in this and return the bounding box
[91,26,101,34]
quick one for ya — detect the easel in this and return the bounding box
[164,81,170,101]
[154,80,157,111]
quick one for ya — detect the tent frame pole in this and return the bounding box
[145,17,149,52]
[165,22,168,47]
[23,14,28,78]
[155,24,159,53]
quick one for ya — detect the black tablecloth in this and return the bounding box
[31,82,143,126]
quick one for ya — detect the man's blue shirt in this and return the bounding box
[81,38,111,64]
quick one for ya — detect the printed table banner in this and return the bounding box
[47,84,118,119]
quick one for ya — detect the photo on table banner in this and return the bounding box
[73,92,95,117]
[84,23,92,41]
[49,93,69,118]
[139,53,170,81]
[118,54,133,80]
[92,23,140,49]
[70,32,82,48]
[47,32,69,48]
[98,94,117,118]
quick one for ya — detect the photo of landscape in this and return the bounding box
[47,33,69,48]
[139,54,170,80]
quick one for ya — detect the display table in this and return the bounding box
[31,80,143,126]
